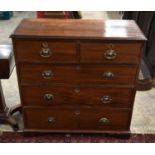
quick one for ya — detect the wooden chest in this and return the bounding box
[11,19,146,133]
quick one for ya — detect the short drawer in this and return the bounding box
[21,85,134,108]
[23,107,131,131]
[19,64,137,85]
[80,42,142,64]
[15,40,77,62]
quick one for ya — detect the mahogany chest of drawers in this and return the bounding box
[11,19,146,133]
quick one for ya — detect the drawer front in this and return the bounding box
[78,107,130,131]
[23,107,131,131]
[21,85,133,108]
[80,42,142,64]
[23,107,77,130]
[19,64,137,85]
[15,40,77,62]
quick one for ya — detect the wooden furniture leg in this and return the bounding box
[0,81,19,130]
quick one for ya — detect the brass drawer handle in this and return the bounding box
[40,48,52,58]
[42,70,54,79]
[103,71,114,79]
[99,117,110,125]
[104,44,117,60]
[104,49,117,60]
[48,117,56,124]
[44,94,54,102]
[101,95,112,104]
[40,42,52,58]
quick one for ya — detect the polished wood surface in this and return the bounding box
[15,40,77,63]
[11,19,146,41]
[21,85,133,108]
[23,107,130,131]
[80,42,142,64]
[19,64,137,85]
[11,19,146,134]
[14,40,143,65]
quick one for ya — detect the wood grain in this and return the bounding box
[15,40,77,63]
[19,63,137,85]
[80,42,142,64]
[11,19,146,41]
[11,19,146,134]
[23,107,131,131]
[21,85,134,108]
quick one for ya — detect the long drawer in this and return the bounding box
[23,107,131,131]
[19,64,137,85]
[21,85,134,108]
[80,42,142,64]
[15,40,77,62]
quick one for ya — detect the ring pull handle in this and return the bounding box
[104,44,117,60]
[102,71,114,79]
[40,42,52,58]
[101,95,112,104]
[99,117,110,125]
[42,70,54,79]
[48,117,56,124]
[44,94,54,102]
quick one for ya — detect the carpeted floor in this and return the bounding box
[0,132,155,143]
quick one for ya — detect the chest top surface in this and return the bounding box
[11,18,146,41]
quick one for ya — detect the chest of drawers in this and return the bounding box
[11,19,146,133]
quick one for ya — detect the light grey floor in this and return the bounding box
[0,11,155,133]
